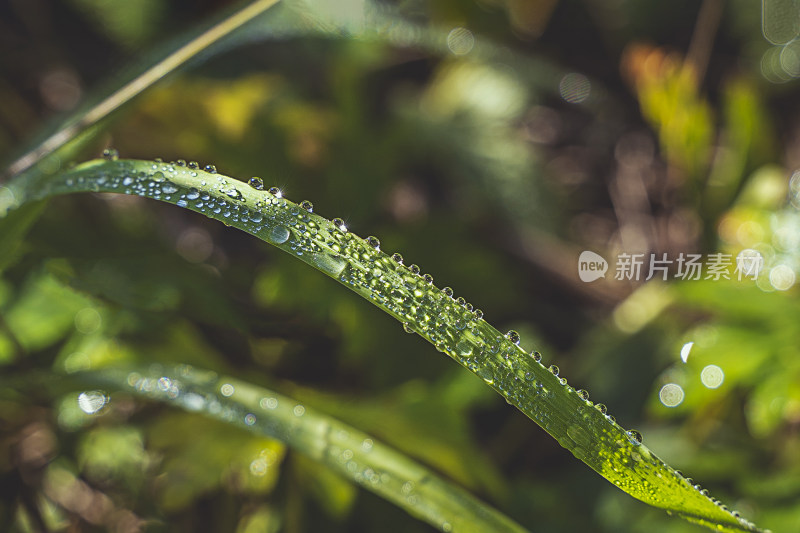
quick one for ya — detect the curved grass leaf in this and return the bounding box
[69,363,526,533]
[0,158,764,532]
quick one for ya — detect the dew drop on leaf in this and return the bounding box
[549,364,559,376]
[627,429,643,445]
[442,287,454,297]
[248,177,264,190]
[423,273,433,284]
[186,188,200,200]
[267,226,290,244]
[506,330,520,345]
[391,253,403,264]
[477,367,494,383]
[102,148,119,161]
[366,236,380,249]
[205,164,217,173]
[268,187,282,198]
[409,264,420,275]
[300,200,313,212]
[188,161,199,169]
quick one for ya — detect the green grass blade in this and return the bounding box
[70,364,526,533]
[1,158,763,533]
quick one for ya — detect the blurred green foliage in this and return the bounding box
[1,0,800,531]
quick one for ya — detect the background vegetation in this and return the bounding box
[1,0,799,531]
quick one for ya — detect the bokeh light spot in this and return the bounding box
[680,341,693,363]
[769,264,796,290]
[75,307,102,334]
[659,383,685,407]
[447,27,474,55]
[559,73,591,103]
[700,365,725,389]
[176,227,214,263]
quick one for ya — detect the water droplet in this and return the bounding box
[577,389,590,401]
[464,302,473,311]
[474,309,484,319]
[403,323,415,334]
[477,367,494,383]
[244,413,256,425]
[175,159,186,166]
[220,383,235,396]
[455,297,466,306]
[392,253,403,264]
[102,148,118,161]
[186,188,200,200]
[188,161,199,169]
[311,253,346,277]
[531,351,541,362]
[267,226,290,244]
[268,187,282,198]
[409,264,420,275]
[567,424,591,447]
[177,199,188,208]
[332,218,347,231]
[455,339,472,356]
[248,177,264,190]
[300,200,313,212]
[549,365,560,376]
[293,405,305,417]
[162,182,179,194]
[506,330,520,345]
[442,287,454,297]
[423,273,433,284]
[78,391,107,414]
[204,164,217,173]
[627,429,643,445]
[366,236,380,249]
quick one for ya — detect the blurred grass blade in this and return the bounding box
[3,0,566,184]
[2,0,282,181]
[74,364,526,533]
[0,158,763,533]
